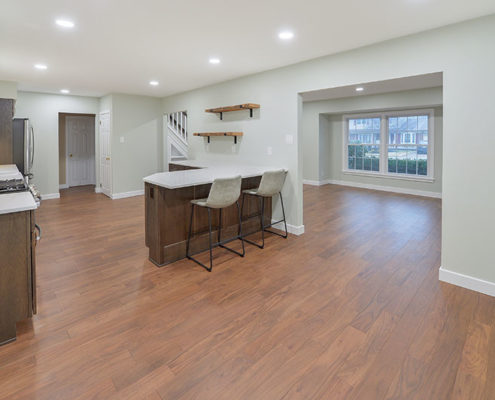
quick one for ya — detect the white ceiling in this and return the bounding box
[0,1,493,98]
[300,72,443,102]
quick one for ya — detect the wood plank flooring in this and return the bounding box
[1,184,494,399]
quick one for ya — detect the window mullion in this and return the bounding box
[380,115,387,174]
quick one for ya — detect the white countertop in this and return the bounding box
[0,164,38,215]
[0,192,38,215]
[143,160,287,189]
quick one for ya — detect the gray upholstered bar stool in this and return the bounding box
[186,175,245,272]
[241,169,288,249]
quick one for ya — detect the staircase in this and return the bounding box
[167,111,188,162]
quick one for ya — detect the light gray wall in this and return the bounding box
[303,87,443,195]
[110,94,162,195]
[0,80,17,99]
[14,91,99,196]
[162,15,495,286]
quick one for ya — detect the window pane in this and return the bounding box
[388,146,397,173]
[406,148,418,174]
[348,145,356,157]
[355,157,364,170]
[407,116,417,130]
[348,118,380,144]
[418,115,428,130]
[398,117,407,130]
[389,117,397,129]
[418,145,428,175]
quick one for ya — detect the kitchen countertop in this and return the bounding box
[0,192,37,215]
[0,164,38,215]
[143,160,287,189]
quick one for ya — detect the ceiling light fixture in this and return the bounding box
[34,64,48,70]
[149,80,159,86]
[355,87,364,92]
[278,31,294,40]
[60,89,70,94]
[56,19,75,28]
[209,57,221,64]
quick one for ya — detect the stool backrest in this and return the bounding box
[206,175,242,208]
[257,169,287,197]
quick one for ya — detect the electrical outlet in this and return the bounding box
[120,136,125,143]
[267,146,272,155]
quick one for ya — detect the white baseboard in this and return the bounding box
[302,179,325,186]
[59,184,69,189]
[439,266,495,297]
[41,193,60,200]
[95,187,102,193]
[271,219,305,236]
[111,189,144,200]
[304,179,441,199]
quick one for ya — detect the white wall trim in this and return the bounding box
[302,179,325,186]
[95,187,102,193]
[439,266,495,298]
[111,189,144,200]
[303,179,441,199]
[59,183,69,189]
[271,219,305,236]
[41,193,60,200]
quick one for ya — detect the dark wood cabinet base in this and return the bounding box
[0,210,37,346]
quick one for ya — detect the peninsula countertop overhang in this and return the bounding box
[143,160,288,190]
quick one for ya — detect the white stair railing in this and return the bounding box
[168,111,188,145]
[167,111,188,162]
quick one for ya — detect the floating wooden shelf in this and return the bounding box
[193,132,243,144]
[205,103,260,120]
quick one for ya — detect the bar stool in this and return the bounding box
[186,175,245,272]
[241,169,288,249]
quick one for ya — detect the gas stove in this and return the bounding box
[0,177,29,194]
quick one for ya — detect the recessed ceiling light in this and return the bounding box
[56,19,75,28]
[278,31,294,40]
[149,80,159,86]
[60,89,70,94]
[34,64,48,70]
[209,57,221,64]
[355,87,364,92]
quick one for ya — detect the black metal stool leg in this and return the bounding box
[242,194,265,249]
[237,201,245,256]
[207,207,213,271]
[186,203,195,257]
[265,192,288,239]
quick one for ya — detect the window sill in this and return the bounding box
[342,170,435,183]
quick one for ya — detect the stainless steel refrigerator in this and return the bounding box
[12,118,35,180]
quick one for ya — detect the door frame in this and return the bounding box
[98,110,112,197]
[65,114,96,187]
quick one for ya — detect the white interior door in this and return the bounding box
[99,112,112,197]
[66,116,95,187]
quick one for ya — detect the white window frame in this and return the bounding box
[342,108,435,182]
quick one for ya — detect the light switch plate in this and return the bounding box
[285,134,294,145]
[267,146,272,155]
[120,136,125,143]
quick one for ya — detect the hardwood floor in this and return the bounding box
[1,184,494,399]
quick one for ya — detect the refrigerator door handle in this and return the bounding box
[30,125,35,170]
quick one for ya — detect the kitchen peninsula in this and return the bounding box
[143,160,286,267]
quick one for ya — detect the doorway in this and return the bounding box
[58,113,96,189]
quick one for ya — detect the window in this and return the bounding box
[344,109,434,180]
[347,118,380,172]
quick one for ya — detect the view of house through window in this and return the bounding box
[345,110,433,179]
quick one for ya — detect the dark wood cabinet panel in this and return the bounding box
[0,99,14,165]
[0,210,37,345]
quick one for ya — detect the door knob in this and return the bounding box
[69,154,73,157]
